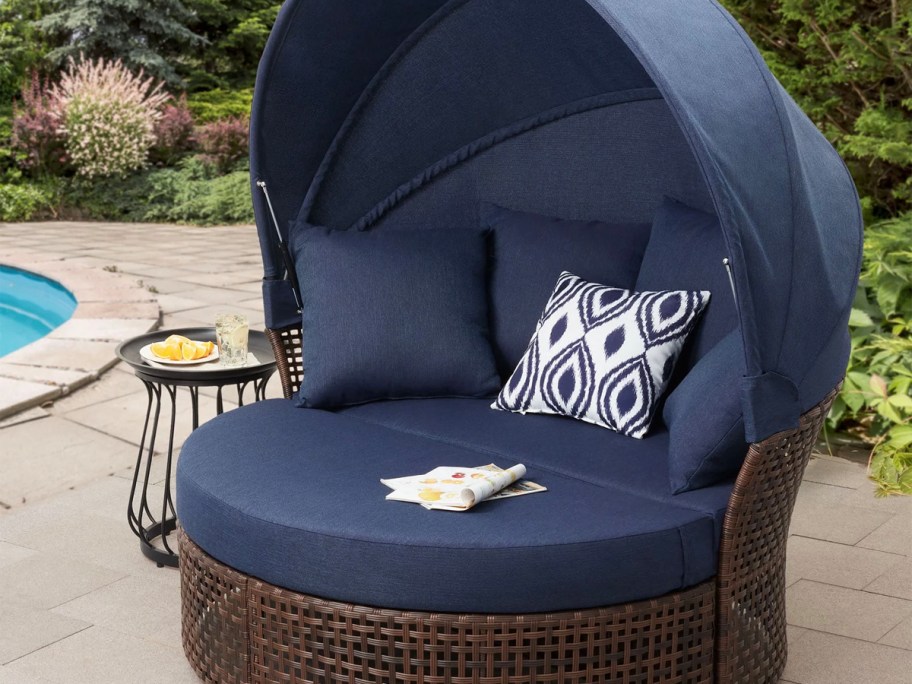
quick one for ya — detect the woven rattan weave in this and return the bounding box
[179,327,837,683]
[181,531,716,684]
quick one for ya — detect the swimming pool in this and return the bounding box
[0,265,77,357]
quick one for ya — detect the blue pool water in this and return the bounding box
[0,265,77,357]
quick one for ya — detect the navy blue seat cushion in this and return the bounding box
[340,398,733,535]
[635,197,738,377]
[482,203,650,377]
[290,225,499,407]
[664,329,748,493]
[177,399,728,614]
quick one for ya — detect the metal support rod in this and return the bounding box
[257,179,303,312]
[722,257,738,305]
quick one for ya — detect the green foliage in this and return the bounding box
[0,0,52,103]
[869,426,912,496]
[186,88,253,123]
[721,0,912,218]
[63,157,252,225]
[0,180,56,221]
[37,0,203,85]
[183,0,280,90]
[829,215,912,496]
[0,104,22,180]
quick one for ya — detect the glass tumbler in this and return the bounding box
[215,313,249,367]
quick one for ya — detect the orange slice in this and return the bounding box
[150,341,181,360]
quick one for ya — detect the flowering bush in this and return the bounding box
[195,116,248,174]
[52,57,170,178]
[150,93,195,165]
[11,72,69,176]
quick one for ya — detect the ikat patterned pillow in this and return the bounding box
[493,272,710,439]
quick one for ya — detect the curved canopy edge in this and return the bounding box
[586,0,862,440]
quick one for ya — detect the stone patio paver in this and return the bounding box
[865,559,912,600]
[1,626,199,684]
[0,417,136,507]
[786,579,912,641]
[0,221,909,683]
[858,514,912,556]
[789,480,895,545]
[0,553,124,611]
[880,616,912,650]
[782,630,912,684]
[0,604,89,665]
[785,535,905,589]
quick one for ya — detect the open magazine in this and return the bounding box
[381,463,546,511]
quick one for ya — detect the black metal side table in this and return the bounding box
[115,327,277,567]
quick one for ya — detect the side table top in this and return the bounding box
[116,327,277,384]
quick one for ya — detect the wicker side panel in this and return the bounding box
[247,578,715,684]
[181,530,251,684]
[715,387,839,684]
[265,326,303,399]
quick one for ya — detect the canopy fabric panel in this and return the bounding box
[359,96,713,233]
[585,0,862,439]
[252,0,863,442]
[301,0,654,229]
[249,0,448,277]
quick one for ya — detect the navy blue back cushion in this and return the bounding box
[664,329,748,493]
[291,226,500,408]
[483,203,650,377]
[635,197,738,376]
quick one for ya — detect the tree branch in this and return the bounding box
[808,18,871,107]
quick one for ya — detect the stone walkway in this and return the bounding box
[0,222,909,683]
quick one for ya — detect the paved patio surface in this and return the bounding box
[0,221,909,683]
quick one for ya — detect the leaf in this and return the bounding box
[849,308,875,328]
[896,465,912,493]
[888,393,912,409]
[870,374,889,398]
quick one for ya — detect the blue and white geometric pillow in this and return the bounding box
[493,272,710,439]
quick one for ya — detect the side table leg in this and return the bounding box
[254,376,270,401]
[158,384,179,558]
[127,379,178,568]
[127,380,157,538]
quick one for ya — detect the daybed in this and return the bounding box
[175,1,863,682]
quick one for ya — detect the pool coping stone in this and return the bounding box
[0,251,161,420]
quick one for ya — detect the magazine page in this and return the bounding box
[382,464,544,511]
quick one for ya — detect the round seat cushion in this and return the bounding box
[176,399,719,613]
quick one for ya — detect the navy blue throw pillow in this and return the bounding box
[291,226,500,408]
[482,203,650,378]
[635,197,738,377]
[664,329,748,493]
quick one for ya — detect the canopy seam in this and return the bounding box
[351,88,663,231]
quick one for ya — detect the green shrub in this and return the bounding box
[829,215,912,496]
[186,88,253,123]
[141,158,253,224]
[0,181,55,221]
[62,157,253,225]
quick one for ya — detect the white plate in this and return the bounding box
[139,342,220,366]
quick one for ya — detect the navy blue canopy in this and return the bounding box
[249,0,862,442]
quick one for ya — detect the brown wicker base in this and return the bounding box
[174,327,838,684]
[180,530,716,684]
